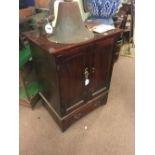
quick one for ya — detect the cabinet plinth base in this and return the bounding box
[40,91,108,131]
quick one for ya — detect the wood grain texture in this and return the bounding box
[25,29,122,131]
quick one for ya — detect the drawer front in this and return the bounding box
[62,92,108,130]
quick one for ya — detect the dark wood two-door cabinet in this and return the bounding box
[25,29,122,131]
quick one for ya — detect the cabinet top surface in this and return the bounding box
[24,29,122,55]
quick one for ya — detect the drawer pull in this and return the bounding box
[94,101,100,107]
[74,113,82,120]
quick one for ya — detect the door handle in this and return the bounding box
[84,67,89,78]
[84,67,90,86]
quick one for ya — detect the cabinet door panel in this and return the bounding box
[57,45,93,113]
[90,39,114,96]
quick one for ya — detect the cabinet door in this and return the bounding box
[57,45,93,113]
[90,39,114,97]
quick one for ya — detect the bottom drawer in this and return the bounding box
[41,91,109,131]
[62,92,108,131]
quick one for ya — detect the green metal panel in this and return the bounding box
[19,81,43,100]
[19,47,31,68]
[19,46,42,101]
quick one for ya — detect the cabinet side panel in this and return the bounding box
[30,42,61,115]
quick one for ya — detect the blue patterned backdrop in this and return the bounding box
[19,0,35,9]
[87,0,120,18]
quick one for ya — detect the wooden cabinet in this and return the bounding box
[24,29,122,131]
[90,39,113,96]
[57,44,93,114]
